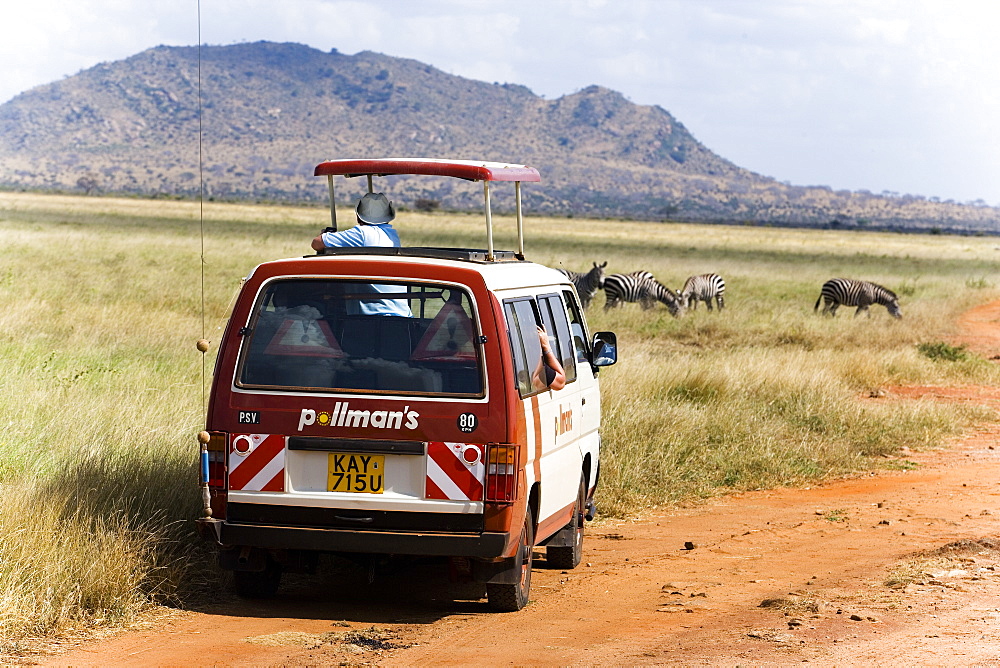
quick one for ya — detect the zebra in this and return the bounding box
[678,273,725,311]
[603,271,654,310]
[639,279,683,317]
[814,278,901,318]
[558,261,607,309]
[603,271,682,316]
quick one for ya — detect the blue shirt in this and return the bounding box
[320,223,402,249]
[320,223,410,317]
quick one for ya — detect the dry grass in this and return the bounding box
[1,191,999,642]
[758,596,822,615]
[884,539,1000,589]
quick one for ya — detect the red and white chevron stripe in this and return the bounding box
[228,433,285,492]
[425,441,485,501]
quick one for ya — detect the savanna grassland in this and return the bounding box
[1,191,999,648]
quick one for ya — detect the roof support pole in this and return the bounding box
[515,181,524,257]
[484,181,494,261]
[327,175,337,232]
[367,175,374,193]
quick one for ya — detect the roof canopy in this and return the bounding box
[314,158,540,183]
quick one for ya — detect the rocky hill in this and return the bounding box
[1,41,997,232]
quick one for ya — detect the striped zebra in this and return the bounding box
[814,278,901,318]
[558,261,607,309]
[679,273,726,311]
[603,271,654,310]
[639,279,683,317]
[604,271,682,316]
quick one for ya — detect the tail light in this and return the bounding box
[205,431,227,488]
[485,444,519,503]
[207,450,226,487]
[203,431,228,519]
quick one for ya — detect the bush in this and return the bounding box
[917,341,968,362]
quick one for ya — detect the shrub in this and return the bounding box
[917,341,968,362]
[414,198,439,212]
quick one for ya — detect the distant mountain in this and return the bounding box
[1,41,997,232]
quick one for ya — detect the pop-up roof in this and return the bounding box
[314,158,540,261]
[314,158,540,183]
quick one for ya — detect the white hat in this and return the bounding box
[356,192,396,224]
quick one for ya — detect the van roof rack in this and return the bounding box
[310,246,525,264]
[314,158,541,262]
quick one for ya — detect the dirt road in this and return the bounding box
[32,303,1000,666]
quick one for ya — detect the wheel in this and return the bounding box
[233,559,282,598]
[486,506,534,611]
[547,478,586,569]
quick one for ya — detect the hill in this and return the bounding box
[1,41,997,232]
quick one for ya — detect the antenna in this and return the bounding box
[196,0,207,407]
[196,0,213,520]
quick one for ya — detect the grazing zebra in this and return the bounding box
[814,278,902,318]
[603,271,654,310]
[679,273,726,311]
[604,271,682,316]
[639,279,683,317]
[558,261,607,308]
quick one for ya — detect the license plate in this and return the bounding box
[327,452,385,493]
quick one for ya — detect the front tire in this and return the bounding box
[486,506,534,611]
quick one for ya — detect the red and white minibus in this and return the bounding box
[197,159,617,611]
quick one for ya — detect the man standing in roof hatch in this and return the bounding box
[310,192,411,317]
[311,191,402,251]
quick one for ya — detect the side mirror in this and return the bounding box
[591,331,617,367]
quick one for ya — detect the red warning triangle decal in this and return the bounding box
[263,317,345,358]
[411,301,476,361]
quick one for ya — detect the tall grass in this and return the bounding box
[1,192,999,643]
[597,342,990,515]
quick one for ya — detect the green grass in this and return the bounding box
[1,191,999,644]
[917,341,970,362]
[823,509,849,523]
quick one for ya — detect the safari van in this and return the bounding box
[196,159,617,611]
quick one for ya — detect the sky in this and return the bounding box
[3,0,998,205]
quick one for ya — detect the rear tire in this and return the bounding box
[233,559,282,599]
[547,478,585,570]
[486,506,534,611]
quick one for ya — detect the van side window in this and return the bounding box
[538,294,576,384]
[503,298,545,398]
[562,289,590,365]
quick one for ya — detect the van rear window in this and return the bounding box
[236,279,484,396]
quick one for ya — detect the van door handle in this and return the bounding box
[334,515,374,523]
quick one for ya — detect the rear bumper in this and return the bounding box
[197,517,509,558]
